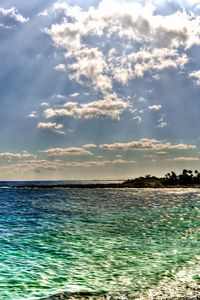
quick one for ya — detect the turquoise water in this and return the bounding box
[0,188,200,299]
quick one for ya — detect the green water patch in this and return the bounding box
[0,188,199,299]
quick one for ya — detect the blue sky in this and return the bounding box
[1,0,200,180]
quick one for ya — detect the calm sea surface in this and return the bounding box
[0,186,200,299]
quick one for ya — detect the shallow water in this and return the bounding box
[0,187,200,299]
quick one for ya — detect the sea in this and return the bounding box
[0,182,200,299]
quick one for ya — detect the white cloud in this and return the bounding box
[40,102,49,107]
[99,139,196,151]
[38,9,48,17]
[32,0,200,147]
[0,160,61,174]
[83,144,97,149]
[111,159,135,164]
[73,95,127,120]
[46,22,81,51]
[42,147,94,156]
[49,3,197,51]
[55,64,67,72]
[129,48,188,78]
[44,94,128,120]
[70,92,80,97]
[148,104,162,111]
[37,122,63,130]
[52,2,83,22]
[46,0,197,92]
[0,7,29,25]
[189,70,200,85]
[166,157,199,161]
[108,46,189,85]
[69,47,112,93]
[0,151,35,161]
[63,101,77,108]
[44,108,73,118]
[37,122,65,134]
[28,111,38,118]
[0,157,137,175]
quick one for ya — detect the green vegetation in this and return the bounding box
[123,169,200,188]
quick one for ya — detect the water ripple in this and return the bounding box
[0,188,199,299]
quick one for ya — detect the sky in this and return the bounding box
[1,0,200,180]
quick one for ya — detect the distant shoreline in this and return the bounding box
[2,169,200,189]
[5,183,200,189]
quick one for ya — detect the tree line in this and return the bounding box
[123,169,200,187]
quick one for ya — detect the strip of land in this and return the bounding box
[7,169,200,189]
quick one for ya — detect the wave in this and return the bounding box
[38,257,200,300]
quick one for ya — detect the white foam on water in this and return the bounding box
[135,257,200,300]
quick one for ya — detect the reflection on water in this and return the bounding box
[0,188,199,299]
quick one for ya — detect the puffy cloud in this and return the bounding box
[148,104,162,111]
[42,147,94,156]
[69,47,112,93]
[55,64,67,72]
[0,7,29,27]
[37,122,63,130]
[45,0,196,91]
[44,94,128,120]
[129,48,188,79]
[44,108,73,118]
[38,9,48,17]
[63,101,77,108]
[80,0,188,48]
[189,70,200,85]
[37,122,65,134]
[169,144,196,150]
[0,151,35,161]
[96,1,199,48]
[99,139,196,151]
[73,95,127,120]
[109,44,188,85]
[0,160,61,174]
[46,22,81,51]
[83,144,97,149]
